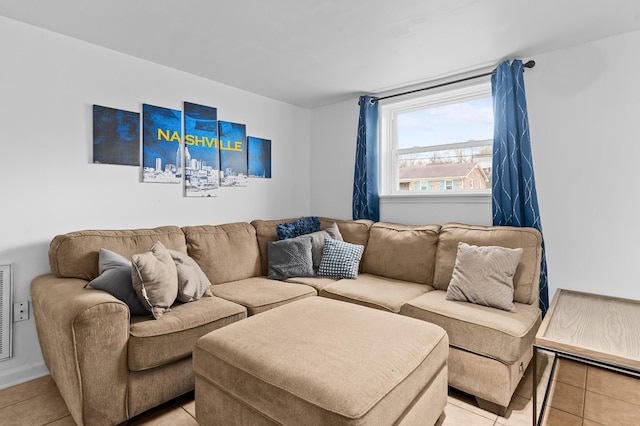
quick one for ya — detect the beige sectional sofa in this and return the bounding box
[31,217,542,425]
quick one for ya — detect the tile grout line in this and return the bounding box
[179,404,196,420]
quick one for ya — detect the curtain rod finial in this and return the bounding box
[523,60,535,69]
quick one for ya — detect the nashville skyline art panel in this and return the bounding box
[183,102,219,197]
[142,103,182,183]
[248,136,272,178]
[218,121,248,187]
[92,105,140,166]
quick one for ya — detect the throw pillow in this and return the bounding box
[446,242,523,312]
[86,249,149,316]
[268,236,315,280]
[168,249,213,303]
[317,237,364,279]
[276,216,321,240]
[131,241,178,319]
[324,222,343,241]
[291,222,344,269]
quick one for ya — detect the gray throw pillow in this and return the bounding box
[87,249,149,316]
[290,222,344,269]
[446,242,523,312]
[132,241,178,319]
[268,236,315,280]
[168,249,213,303]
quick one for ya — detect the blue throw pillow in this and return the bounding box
[276,216,321,240]
[86,249,149,316]
[317,238,365,279]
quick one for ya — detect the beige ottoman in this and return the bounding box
[194,297,448,426]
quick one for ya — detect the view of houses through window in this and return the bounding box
[381,81,494,195]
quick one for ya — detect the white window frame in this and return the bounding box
[379,80,493,198]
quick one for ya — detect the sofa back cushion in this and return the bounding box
[251,217,374,276]
[49,226,187,280]
[319,218,373,247]
[182,222,261,284]
[433,223,542,305]
[361,222,441,285]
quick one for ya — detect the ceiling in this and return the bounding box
[2,0,640,108]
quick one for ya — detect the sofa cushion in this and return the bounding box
[209,277,316,315]
[317,238,365,279]
[319,217,373,247]
[320,273,433,313]
[131,242,178,319]
[433,223,542,305]
[400,290,541,363]
[285,276,338,293]
[87,248,149,316]
[182,222,262,284]
[267,236,315,280]
[128,296,246,371]
[361,222,440,285]
[446,242,523,312]
[48,226,187,280]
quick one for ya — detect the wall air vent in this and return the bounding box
[0,264,12,361]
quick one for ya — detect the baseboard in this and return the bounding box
[0,362,49,390]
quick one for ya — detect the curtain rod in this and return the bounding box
[369,60,535,103]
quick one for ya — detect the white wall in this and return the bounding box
[309,99,359,219]
[310,29,640,304]
[0,17,311,388]
[526,29,640,302]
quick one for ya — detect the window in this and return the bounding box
[380,81,493,196]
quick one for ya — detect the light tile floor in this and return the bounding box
[1,351,638,425]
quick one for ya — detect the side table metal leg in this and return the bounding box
[532,347,537,426]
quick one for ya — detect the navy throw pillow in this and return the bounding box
[276,216,321,240]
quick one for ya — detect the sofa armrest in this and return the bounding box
[31,274,130,426]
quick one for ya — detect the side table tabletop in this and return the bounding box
[532,288,640,425]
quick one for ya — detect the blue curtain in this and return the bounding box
[352,96,380,222]
[491,60,549,315]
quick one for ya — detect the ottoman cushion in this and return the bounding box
[194,297,448,425]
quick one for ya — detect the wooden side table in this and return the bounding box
[532,289,640,425]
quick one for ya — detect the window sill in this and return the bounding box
[380,191,491,204]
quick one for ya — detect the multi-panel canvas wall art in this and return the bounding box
[248,136,272,178]
[142,104,182,183]
[93,101,269,196]
[183,102,220,197]
[92,105,140,166]
[219,121,248,187]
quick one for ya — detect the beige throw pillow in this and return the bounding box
[291,222,344,269]
[168,249,213,302]
[446,242,523,312]
[132,241,178,319]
